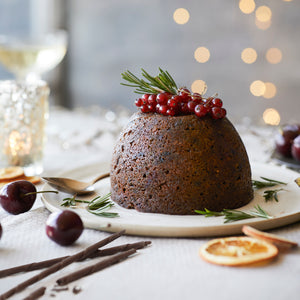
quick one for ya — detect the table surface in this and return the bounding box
[0,106,300,300]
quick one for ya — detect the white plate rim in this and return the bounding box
[41,161,300,237]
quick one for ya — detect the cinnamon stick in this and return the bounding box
[0,230,125,300]
[57,248,136,285]
[22,287,46,300]
[0,240,151,278]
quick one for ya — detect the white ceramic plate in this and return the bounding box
[41,161,300,237]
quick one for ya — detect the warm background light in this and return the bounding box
[241,48,257,64]
[191,80,207,94]
[255,6,272,22]
[194,47,210,63]
[173,8,190,24]
[250,80,265,96]
[266,48,282,64]
[263,108,280,125]
[239,0,256,14]
[263,82,277,99]
[255,19,271,30]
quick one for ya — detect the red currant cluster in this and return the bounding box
[135,88,226,119]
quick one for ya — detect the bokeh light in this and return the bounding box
[255,6,272,22]
[266,48,282,64]
[263,108,280,125]
[194,47,210,63]
[255,18,271,30]
[241,48,257,64]
[191,80,207,95]
[263,82,277,99]
[239,0,256,14]
[250,80,266,96]
[173,8,190,24]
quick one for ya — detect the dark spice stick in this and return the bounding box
[0,230,125,300]
[0,240,151,278]
[22,286,46,300]
[57,248,136,285]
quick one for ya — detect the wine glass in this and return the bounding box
[0,30,67,82]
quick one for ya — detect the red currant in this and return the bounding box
[192,93,202,103]
[211,107,226,119]
[187,101,196,113]
[158,104,168,116]
[166,108,176,116]
[195,104,209,117]
[212,98,223,107]
[148,94,157,105]
[167,98,179,110]
[141,105,149,113]
[135,98,143,107]
[157,92,171,105]
[180,102,189,114]
[147,104,156,112]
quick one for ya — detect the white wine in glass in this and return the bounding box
[0,30,67,81]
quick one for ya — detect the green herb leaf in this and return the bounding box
[87,192,119,218]
[121,68,178,95]
[263,189,284,202]
[252,177,287,189]
[61,195,90,207]
[195,205,272,223]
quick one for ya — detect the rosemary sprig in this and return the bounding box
[87,193,119,218]
[195,205,272,223]
[263,189,284,202]
[121,68,178,95]
[61,195,90,207]
[252,177,287,189]
[61,193,119,218]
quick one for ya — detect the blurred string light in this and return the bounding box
[194,47,210,63]
[255,18,271,30]
[250,81,277,99]
[266,48,282,64]
[263,108,280,125]
[241,48,257,64]
[191,80,207,95]
[173,8,190,24]
[255,6,272,22]
[239,0,256,14]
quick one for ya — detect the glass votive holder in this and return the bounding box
[0,80,49,175]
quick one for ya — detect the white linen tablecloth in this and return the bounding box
[0,106,299,300]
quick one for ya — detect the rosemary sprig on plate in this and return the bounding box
[87,193,119,218]
[195,205,272,223]
[121,68,178,95]
[252,177,287,202]
[252,177,287,189]
[61,192,119,218]
[263,189,284,202]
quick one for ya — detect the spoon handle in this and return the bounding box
[91,172,110,184]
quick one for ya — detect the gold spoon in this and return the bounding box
[42,172,110,195]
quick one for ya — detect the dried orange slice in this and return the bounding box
[0,167,24,181]
[0,175,41,189]
[242,225,298,248]
[199,236,278,266]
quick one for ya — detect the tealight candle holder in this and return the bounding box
[0,80,49,175]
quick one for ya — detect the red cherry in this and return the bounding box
[46,210,83,246]
[195,104,208,117]
[291,135,300,161]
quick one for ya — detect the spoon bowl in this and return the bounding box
[42,172,110,195]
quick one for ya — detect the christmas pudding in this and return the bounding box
[110,69,253,215]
